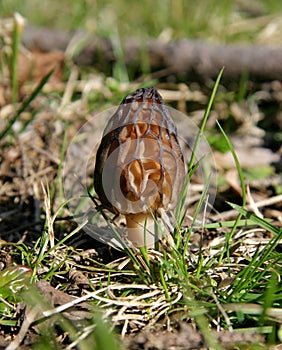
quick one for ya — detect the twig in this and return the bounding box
[22,24,282,83]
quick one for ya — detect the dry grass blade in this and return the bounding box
[41,181,55,248]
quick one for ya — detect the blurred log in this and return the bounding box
[22,25,282,83]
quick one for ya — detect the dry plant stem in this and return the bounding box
[6,308,38,350]
[126,213,156,247]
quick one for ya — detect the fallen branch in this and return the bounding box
[22,25,282,83]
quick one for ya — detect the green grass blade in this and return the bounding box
[183,171,212,257]
[193,218,273,229]
[93,311,124,350]
[227,202,281,235]
[223,204,281,302]
[188,67,224,171]
[175,158,201,228]
[216,122,246,206]
[0,69,53,139]
[11,13,25,104]
[217,121,247,264]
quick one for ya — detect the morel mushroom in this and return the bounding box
[94,87,185,247]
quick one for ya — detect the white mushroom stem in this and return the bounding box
[125,212,156,247]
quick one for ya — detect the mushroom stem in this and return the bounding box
[125,212,156,247]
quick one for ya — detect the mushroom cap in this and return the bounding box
[94,87,185,216]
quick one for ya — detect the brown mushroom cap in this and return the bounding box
[94,87,185,246]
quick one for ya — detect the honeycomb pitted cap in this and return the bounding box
[94,87,185,217]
